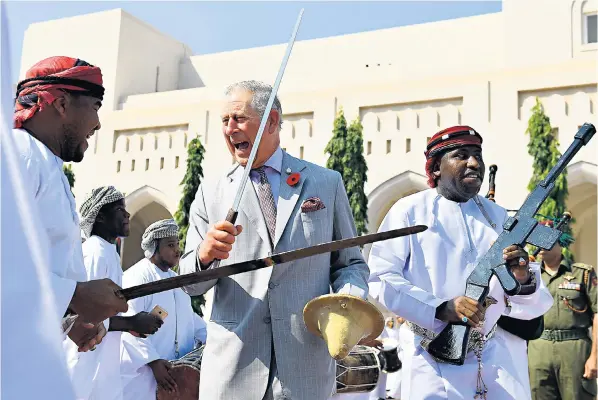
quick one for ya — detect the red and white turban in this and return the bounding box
[14,56,104,128]
[424,125,483,188]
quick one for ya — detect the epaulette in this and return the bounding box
[572,263,595,272]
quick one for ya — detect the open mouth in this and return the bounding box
[233,141,250,151]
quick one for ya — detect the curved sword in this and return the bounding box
[123,225,428,300]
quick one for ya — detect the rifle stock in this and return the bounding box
[423,123,596,365]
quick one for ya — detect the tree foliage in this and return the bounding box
[325,109,369,235]
[175,137,205,250]
[174,136,206,315]
[525,98,574,261]
[63,164,75,196]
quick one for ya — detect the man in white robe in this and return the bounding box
[368,125,554,400]
[12,56,128,348]
[121,219,207,400]
[65,186,164,400]
[0,29,75,395]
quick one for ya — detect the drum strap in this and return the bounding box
[407,322,496,399]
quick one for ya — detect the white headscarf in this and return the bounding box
[79,186,124,238]
[141,219,179,258]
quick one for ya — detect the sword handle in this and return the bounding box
[210,208,239,270]
[225,208,239,225]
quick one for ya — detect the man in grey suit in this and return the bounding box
[179,80,370,400]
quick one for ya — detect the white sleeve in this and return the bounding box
[120,269,161,369]
[82,247,111,329]
[503,261,554,319]
[368,205,445,331]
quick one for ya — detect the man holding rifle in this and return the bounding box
[368,125,554,399]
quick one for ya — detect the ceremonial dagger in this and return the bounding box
[211,8,304,271]
[121,225,428,300]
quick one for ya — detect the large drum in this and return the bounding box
[335,342,402,394]
[336,345,381,394]
[156,346,204,400]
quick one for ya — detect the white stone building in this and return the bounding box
[18,0,597,268]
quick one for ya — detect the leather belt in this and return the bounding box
[540,328,588,341]
[407,321,496,363]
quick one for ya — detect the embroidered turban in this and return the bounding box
[424,125,483,188]
[79,186,125,239]
[141,219,179,259]
[14,56,104,128]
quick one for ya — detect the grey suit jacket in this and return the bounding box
[179,151,369,400]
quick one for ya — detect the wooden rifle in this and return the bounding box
[486,164,545,341]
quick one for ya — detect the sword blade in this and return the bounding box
[230,10,304,212]
[121,225,427,300]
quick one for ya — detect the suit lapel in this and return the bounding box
[227,167,271,249]
[274,152,307,248]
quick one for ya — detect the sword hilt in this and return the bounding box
[211,208,240,269]
[225,208,239,225]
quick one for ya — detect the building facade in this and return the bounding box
[19,0,597,268]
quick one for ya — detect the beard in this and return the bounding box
[61,123,86,162]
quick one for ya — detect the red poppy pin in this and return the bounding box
[287,172,300,186]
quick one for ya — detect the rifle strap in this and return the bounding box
[473,196,497,229]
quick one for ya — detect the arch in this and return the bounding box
[121,186,175,270]
[566,161,597,267]
[125,185,173,217]
[363,171,428,260]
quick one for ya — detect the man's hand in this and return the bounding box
[149,359,178,394]
[68,319,106,352]
[503,245,531,284]
[70,279,128,324]
[128,312,163,337]
[436,297,484,328]
[583,354,598,380]
[361,338,383,349]
[197,221,243,266]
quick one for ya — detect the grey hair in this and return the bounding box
[225,80,283,129]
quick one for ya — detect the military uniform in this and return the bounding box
[528,258,597,400]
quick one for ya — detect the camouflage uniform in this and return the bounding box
[528,257,597,400]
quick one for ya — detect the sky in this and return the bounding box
[3,1,502,83]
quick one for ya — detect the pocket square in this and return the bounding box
[301,197,326,213]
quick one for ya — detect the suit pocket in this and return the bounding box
[209,319,238,329]
[301,209,328,245]
[557,288,588,312]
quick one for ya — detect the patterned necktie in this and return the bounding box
[253,166,277,244]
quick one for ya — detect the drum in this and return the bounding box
[335,345,381,394]
[156,345,204,400]
[379,338,402,373]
